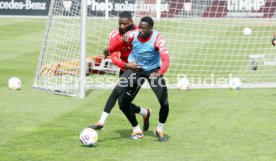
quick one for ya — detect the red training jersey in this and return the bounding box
[107,26,138,70]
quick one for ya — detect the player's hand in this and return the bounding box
[124,62,142,71]
[149,72,160,79]
[122,31,133,43]
[103,48,110,58]
[272,33,276,46]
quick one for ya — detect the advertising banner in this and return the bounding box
[0,0,275,18]
[86,0,169,17]
[202,0,276,18]
[0,0,50,16]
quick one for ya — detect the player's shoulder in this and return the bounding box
[152,30,162,40]
[109,28,121,39]
[154,31,167,46]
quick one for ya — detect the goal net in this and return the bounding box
[33,0,276,97]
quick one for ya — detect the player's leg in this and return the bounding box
[118,69,144,114]
[118,69,144,139]
[118,82,142,113]
[118,77,152,131]
[89,70,125,130]
[147,74,169,142]
[88,70,131,130]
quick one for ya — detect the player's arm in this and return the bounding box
[124,52,143,71]
[103,42,121,58]
[110,51,126,70]
[154,34,170,76]
[103,31,123,57]
[272,33,276,46]
[103,48,110,58]
[122,30,135,43]
[124,62,142,71]
[111,51,141,71]
[122,31,142,71]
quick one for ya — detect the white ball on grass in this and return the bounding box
[177,78,190,91]
[229,78,242,90]
[80,128,98,147]
[243,27,252,36]
[8,77,22,90]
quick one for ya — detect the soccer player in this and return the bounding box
[272,33,276,46]
[110,16,170,142]
[89,11,151,131]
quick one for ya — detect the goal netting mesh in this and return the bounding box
[33,0,276,97]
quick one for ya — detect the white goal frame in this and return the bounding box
[34,0,276,98]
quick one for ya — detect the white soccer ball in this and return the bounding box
[80,128,98,146]
[177,78,190,90]
[243,27,252,36]
[8,77,22,90]
[229,78,242,90]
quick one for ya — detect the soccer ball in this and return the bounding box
[80,128,98,146]
[177,78,190,90]
[243,27,252,36]
[8,77,22,90]
[229,78,242,90]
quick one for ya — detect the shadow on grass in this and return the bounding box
[114,129,171,142]
[80,144,97,148]
[89,129,131,143]
[144,130,171,142]
[85,89,94,97]
[114,129,131,138]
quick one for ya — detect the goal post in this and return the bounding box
[33,0,84,97]
[34,0,276,98]
[80,0,88,98]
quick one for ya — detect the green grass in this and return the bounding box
[0,18,276,161]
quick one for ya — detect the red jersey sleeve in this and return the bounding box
[111,51,126,71]
[107,30,122,52]
[154,34,170,76]
[107,30,126,70]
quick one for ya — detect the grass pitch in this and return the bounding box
[0,18,276,161]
